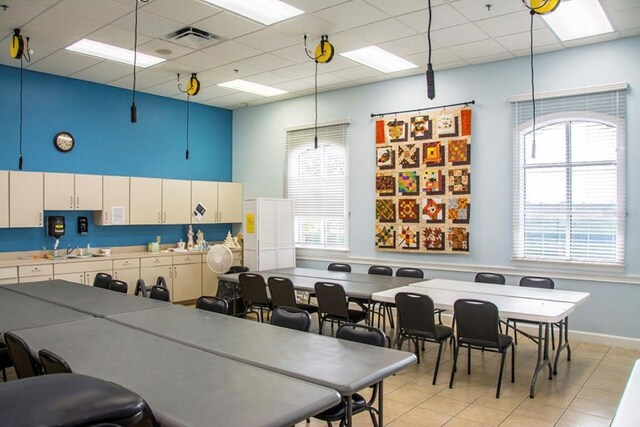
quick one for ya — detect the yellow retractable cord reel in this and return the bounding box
[304,35,335,149]
[10,29,33,170]
[178,73,201,159]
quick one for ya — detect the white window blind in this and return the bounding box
[284,123,348,249]
[512,87,626,265]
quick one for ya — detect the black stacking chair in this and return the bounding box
[314,323,385,426]
[239,273,272,322]
[196,296,229,315]
[368,265,393,276]
[0,344,12,382]
[93,272,112,289]
[134,278,149,297]
[449,299,514,398]
[507,276,557,348]
[367,265,394,328]
[268,276,318,314]
[156,276,168,289]
[395,292,453,385]
[270,306,312,332]
[0,373,159,427]
[396,268,424,279]
[149,285,170,302]
[314,282,368,335]
[475,272,506,285]
[107,279,128,294]
[38,349,72,375]
[4,332,40,379]
[328,263,352,272]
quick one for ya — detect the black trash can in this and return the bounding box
[216,266,249,316]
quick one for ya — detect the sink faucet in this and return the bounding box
[67,246,81,256]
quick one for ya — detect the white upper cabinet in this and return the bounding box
[191,181,243,224]
[130,177,162,225]
[94,175,130,226]
[162,179,191,225]
[44,173,103,211]
[218,182,243,223]
[0,171,8,228]
[9,171,43,228]
[191,180,218,224]
[75,174,103,210]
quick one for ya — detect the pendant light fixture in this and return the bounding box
[426,0,435,100]
[521,0,561,158]
[304,35,334,149]
[131,0,149,123]
[178,73,201,160]
[10,28,32,170]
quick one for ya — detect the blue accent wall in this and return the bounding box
[0,65,233,252]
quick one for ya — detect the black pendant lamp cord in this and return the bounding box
[185,94,190,160]
[530,10,536,158]
[18,56,23,170]
[427,0,432,64]
[314,60,318,149]
[131,0,145,123]
[426,0,435,99]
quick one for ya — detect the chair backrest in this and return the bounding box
[134,279,149,297]
[396,268,424,279]
[149,285,170,302]
[336,323,386,348]
[38,349,72,374]
[267,276,297,308]
[328,263,352,272]
[4,332,40,379]
[453,299,501,347]
[314,282,349,319]
[475,272,506,285]
[93,272,112,289]
[394,292,436,334]
[228,266,249,274]
[108,280,128,294]
[196,296,228,314]
[520,276,555,289]
[270,306,312,332]
[155,276,168,289]
[368,265,393,276]
[239,273,269,305]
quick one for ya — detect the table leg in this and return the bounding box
[378,380,384,426]
[553,316,571,375]
[346,394,353,427]
[529,322,552,398]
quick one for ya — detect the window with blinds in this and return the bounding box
[511,85,626,265]
[284,123,348,249]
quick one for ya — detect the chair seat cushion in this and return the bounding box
[325,308,368,324]
[460,333,512,350]
[314,392,367,421]
[405,324,453,341]
[0,373,148,427]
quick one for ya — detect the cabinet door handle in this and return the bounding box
[70,196,74,208]
[174,266,177,278]
[163,212,167,223]
[38,213,42,226]
[169,267,173,279]
[76,196,80,208]
[158,212,161,223]
[105,211,108,224]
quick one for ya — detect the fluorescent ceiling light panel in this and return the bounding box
[199,0,303,25]
[542,0,613,41]
[340,46,418,73]
[66,39,165,67]
[218,79,288,97]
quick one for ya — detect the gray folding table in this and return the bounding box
[269,267,420,287]
[0,286,92,334]
[107,304,417,426]
[3,280,170,317]
[12,317,341,427]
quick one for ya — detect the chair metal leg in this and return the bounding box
[414,338,421,364]
[467,345,472,375]
[318,317,324,335]
[449,341,459,388]
[511,343,515,383]
[433,341,444,385]
[496,350,507,398]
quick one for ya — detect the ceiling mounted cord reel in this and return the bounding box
[10,28,33,170]
[177,73,201,160]
[426,0,435,100]
[304,34,335,149]
[521,0,561,159]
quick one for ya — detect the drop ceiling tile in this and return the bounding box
[138,39,194,60]
[26,0,59,6]
[349,18,417,44]
[108,68,174,90]
[210,63,262,79]
[273,79,314,92]
[22,24,82,49]
[27,49,102,76]
[610,6,640,31]
[601,0,639,13]
[299,72,347,87]
[317,56,360,73]
[112,10,183,39]
[364,0,445,16]
[379,34,432,56]
[448,38,508,60]
[562,32,620,48]
[69,60,132,84]
[246,72,291,86]
[405,49,465,68]
[235,28,300,52]
[143,79,182,97]
[30,8,105,38]
[238,53,295,72]
[496,28,558,52]
[271,14,334,38]
[193,11,263,40]
[467,51,514,65]
[450,0,525,21]
[203,40,262,61]
[194,84,236,101]
[271,44,314,64]
[271,63,316,79]
[314,0,390,33]
[86,25,151,49]
[142,0,221,25]
[285,0,351,13]
[0,0,48,25]
[19,43,59,64]
[193,69,231,85]
[511,43,562,58]
[331,65,381,80]
[209,92,263,107]
[476,11,544,38]
[55,0,132,24]
[148,60,202,77]
[619,28,640,38]
[396,4,469,33]
[174,51,230,71]
[431,22,489,47]
[322,31,370,52]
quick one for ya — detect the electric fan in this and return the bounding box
[206,244,234,273]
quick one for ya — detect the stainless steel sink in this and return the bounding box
[66,254,93,259]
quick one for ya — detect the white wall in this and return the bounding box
[233,36,640,340]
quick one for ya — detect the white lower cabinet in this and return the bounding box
[113,258,141,295]
[172,255,201,302]
[0,266,17,285]
[18,264,53,283]
[140,257,173,300]
[54,260,113,286]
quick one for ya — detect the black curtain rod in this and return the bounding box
[370,100,475,118]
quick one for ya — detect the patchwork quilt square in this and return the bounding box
[387,119,408,142]
[448,139,470,165]
[423,142,445,167]
[377,146,395,170]
[398,144,420,169]
[376,199,396,223]
[398,198,419,223]
[423,168,445,195]
[436,113,459,138]
[448,197,469,224]
[398,171,419,196]
[448,227,469,252]
[376,174,396,197]
[398,225,420,250]
[410,115,432,140]
[375,225,396,249]
[448,168,470,194]
[422,198,445,223]
[423,227,445,251]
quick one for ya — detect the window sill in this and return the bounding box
[295,247,349,260]
[511,257,624,273]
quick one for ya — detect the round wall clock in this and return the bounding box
[54,131,75,153]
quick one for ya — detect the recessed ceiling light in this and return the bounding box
[542,0,614,41]
[155,48,173,56]
[218,79,288,97]
[199,0,303,25]
[340,46,418,73]
[66,39,165,68]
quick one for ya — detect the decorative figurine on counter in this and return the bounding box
[223,231,236,248]
[187,225,194,250]
[196,229,204,248]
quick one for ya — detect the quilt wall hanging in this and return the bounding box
[375,107,472,254]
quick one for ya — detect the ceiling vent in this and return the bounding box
[167,27,226,49]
